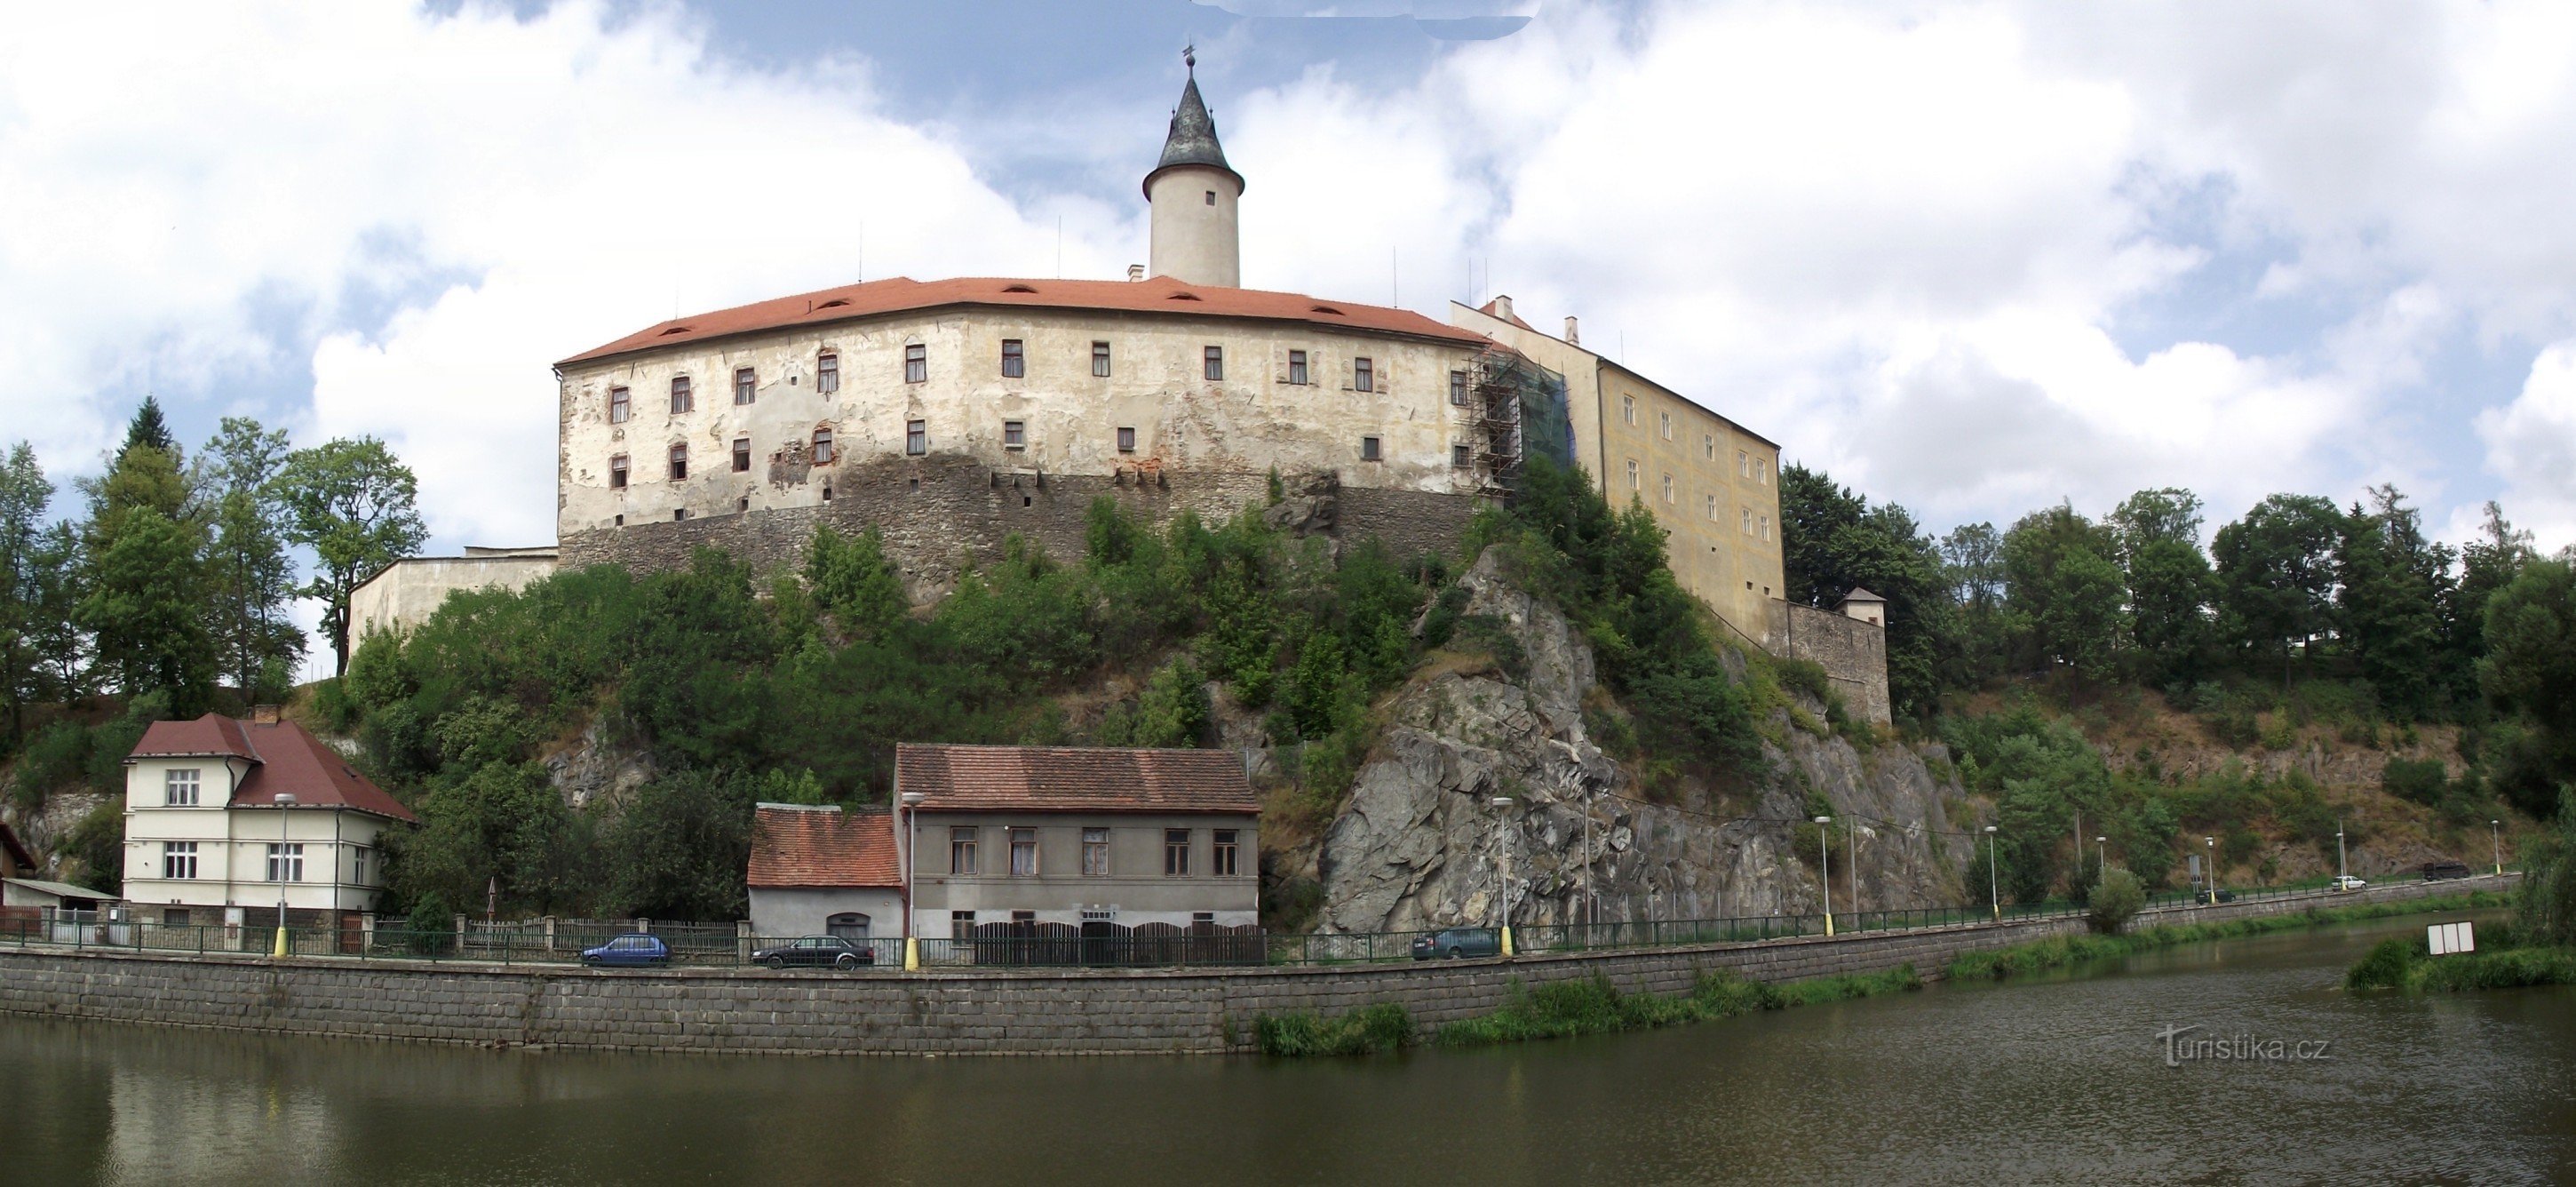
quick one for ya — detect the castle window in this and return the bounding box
[1662,473,1675,504]
[1760,514,1772,541]
[812,427,834,463]
[608,454,628,490]
[738,496,750,512]
[1705,493,1718,521]
[1625,459,1640,490]
[1703,433,1715,460]
[821,484,831,503]
[1004,421,1025,450]
[1737,450,1751,478]
[1659,411,1674,440]
[1741,507,1753,536]
[1354,357,1373,393]
[673,509,688,522]
[1452,443,1472,468]
[1361,435,1382,462]
[816,352,839,394]
[614,514,624,526]
[1450,370,1468,406]
[1621,394,1635,426]
[671,376,693,414]
[1205,346,1223,381]
[906,420,926,456]
[1288,350,1308,386]
[1092,341,1111,378]
[1758,459,1770,486]
[734,367,756,405]
[1117,426,1136,453]
[1001,339,1025,378]
[1204,189,1215,205]
[668,443,688,482]
[731,437,751,473]
[904,344,926,384]
[609,386,630,423]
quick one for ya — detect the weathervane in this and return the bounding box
[1184,43,1196,76]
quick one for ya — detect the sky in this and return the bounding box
[7,0,2576,674]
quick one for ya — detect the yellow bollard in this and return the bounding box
[902,936,918,971]
[272,924,289,959]
[1499,926,1515,957]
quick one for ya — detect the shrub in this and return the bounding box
[1255,1002,1413,1056]
[2381,758,2448,807]
[2345,937,2420,991]
[2087,867,2144,934]
[13,720,90,807]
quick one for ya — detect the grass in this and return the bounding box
[1255,965,1923,1056]
[1252,1002,1416,1056]
[1946,890,2511,982]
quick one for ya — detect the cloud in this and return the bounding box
[2474,344,2576,551]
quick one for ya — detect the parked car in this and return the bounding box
[1410,927,1502,960]
[580,934,672,967]
[2330,875,2368,892]
[2192,888,2236,904]
[752,936,873,969]
[2422,860,2474,881]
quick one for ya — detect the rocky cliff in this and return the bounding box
[1300,551,1971,935]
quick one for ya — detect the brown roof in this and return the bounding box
[1477,296,1537,331]
[895,744,1258,815]
[748,805,902,888]
[129,714,418,824]
[561,275,1487,367]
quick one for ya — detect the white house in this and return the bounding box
[122,710,417,929]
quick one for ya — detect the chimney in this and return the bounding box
[1490,294,1514,322]
[1128,264,1145,283]
[250,705,282,725]
[1563,315,1580,346]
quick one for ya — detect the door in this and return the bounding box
[827,912,870,941]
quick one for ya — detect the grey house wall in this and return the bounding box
[911,810,1260,932]
[748,887,903,940]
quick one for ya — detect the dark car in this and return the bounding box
[2422,860,2475,881]
[1410,927,1503,960]
[751,936,874,969]
[2192,888,2236,904]
[580,933,672,967]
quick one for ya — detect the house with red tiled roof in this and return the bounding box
[894,743,1259,940]
[745,803,903,948]
[120,709,417,928]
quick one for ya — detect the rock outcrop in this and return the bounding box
[1311,550,1968,935]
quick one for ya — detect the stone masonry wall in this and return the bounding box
[559,454,1474,596]
[1765,601,1893,724]
[0,876,2503,1056]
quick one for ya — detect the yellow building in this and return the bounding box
[1449,296,1785,643]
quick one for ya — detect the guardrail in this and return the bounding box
[5,872,2514,973]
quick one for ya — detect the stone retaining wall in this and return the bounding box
[0,876,2506,1056]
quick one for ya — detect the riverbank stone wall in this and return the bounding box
[0,876,2508,1056]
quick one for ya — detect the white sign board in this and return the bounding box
[2428,920,2476,956]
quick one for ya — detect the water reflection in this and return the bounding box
[5,915,2572,1185]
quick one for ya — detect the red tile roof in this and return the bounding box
[895,744,1258,815]
[560,275,1488,367]
[130,714,418,823]
[748,805,902,888]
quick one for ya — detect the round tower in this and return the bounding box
[1145,50,1243,288]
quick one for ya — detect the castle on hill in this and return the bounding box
[353,58,1890,721]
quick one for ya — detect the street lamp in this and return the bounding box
[1815,816,1834,936]
[1491,796,1516,956]
[2336,821,2348,889]
[272,793,297,958]
[2492,820,2502,877]
[2205,837,2216,906]
[1984,825,2000,922]
[2095,835,2107,877]
[901,791,926,971]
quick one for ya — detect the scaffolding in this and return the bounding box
[1456,344,1569,498]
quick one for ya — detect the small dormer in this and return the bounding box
[1837,586,1887,629]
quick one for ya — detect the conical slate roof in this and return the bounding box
[1145,74,1244,197]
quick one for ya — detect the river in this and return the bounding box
[4,913,2570,1185]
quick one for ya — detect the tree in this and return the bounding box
[804,523,910,642]
[2480,558,2576,817]
[2110,489,2213,683]
[75,432,213,713]
[276,437,427,674]
[0,443,54,743]
[1779,464,1958,718]
[2335,485,2453,719]
[1941,522,2008,687]
[202,418,303,699]
[2450,501,2534,697]
[2087,867,2145,934]
[2000,504,2129,685]
[121,395,176,456]
[2212,494,2343,686]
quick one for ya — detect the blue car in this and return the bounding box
[581,933,672,967]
